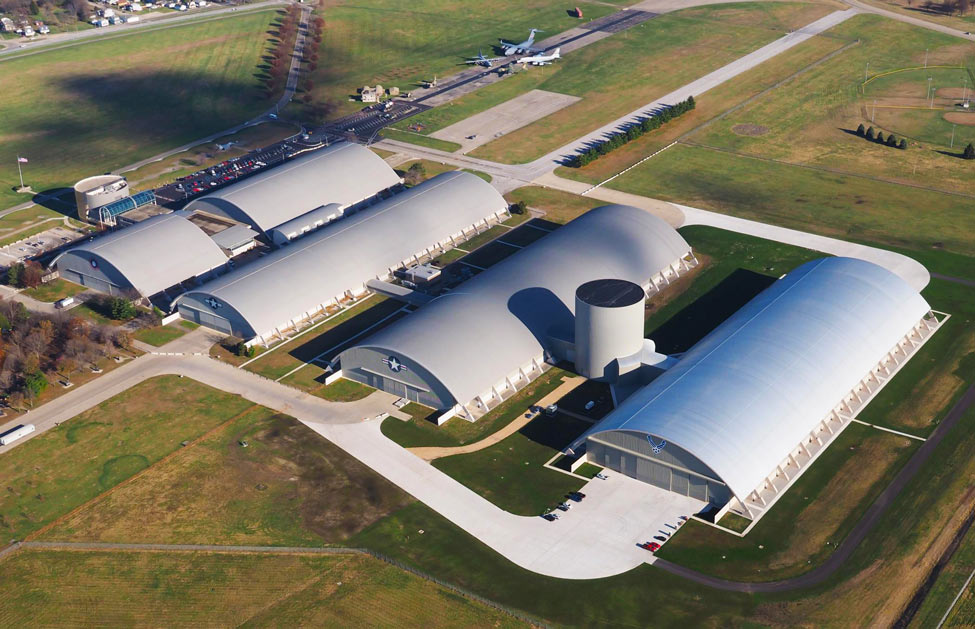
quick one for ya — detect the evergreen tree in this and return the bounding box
[964,143,975,160]
[866,126,875,141]
[899,139,908,150]
[886,134,898,147]
[875,131,885,144]
[856,123,866,137]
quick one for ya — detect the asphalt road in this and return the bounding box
[654,385,975,593]
[0,0,286,58]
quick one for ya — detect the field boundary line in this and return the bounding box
[851,419,927,441]
[23,404,261,542]
[679,141,975,200]
[938,558,975,627]
[0,541,550,627]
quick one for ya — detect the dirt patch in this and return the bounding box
[767,435,912,570]
[937,87,972,99]
[944,112,975,126]
[888,332,974,429]
[732,123,769,136]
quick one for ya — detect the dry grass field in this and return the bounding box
[43,408,411,546]
[0,549,526,628]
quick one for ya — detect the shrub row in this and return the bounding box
[856,124,907,150]
[569,96,696,167]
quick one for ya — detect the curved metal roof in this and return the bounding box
[269,202,345,239]
[346,205,691,407]
[584,257,931,501]
[53,213,228,297]
[184,143,401,232]
[174,171,507,339]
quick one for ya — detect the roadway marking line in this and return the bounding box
[274,306,409,383]
[495,239,523,249]
[851,418,926,442]
[581,141,678,195]
[460,261,487,271]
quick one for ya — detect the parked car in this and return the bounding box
[541,512,559,521]
[544,404,558,416]
[639,542,660,552]
[653,535,667,543]
[568,491,586,502]
[556,502,570,512]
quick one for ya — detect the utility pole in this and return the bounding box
[865,61,870,83]
[951,124,956,148]
[928,77,933,108]
[872,99,876,122]
[924,48,928,68]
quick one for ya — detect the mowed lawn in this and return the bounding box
[467,2,834,163]
[0,10,276,210]
[43,408,411,546]
[0,550,526,628]
[610,143,975,256]
[0,376,254,541]
[689,14,975,196]
[302,0,621,118]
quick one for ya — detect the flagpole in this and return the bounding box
[17,156,24,189]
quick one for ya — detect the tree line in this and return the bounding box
[568,96,696,168]
[0,299,132,410]
[855,124,908,150]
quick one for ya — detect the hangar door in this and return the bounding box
[61,269,116,295]
[351,368,441,407]
[179,305,233,335]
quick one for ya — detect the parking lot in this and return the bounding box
[0,224,85,265]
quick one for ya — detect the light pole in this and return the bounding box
[928,77,933,108]
[872,99,876,122]
[865,61,870,83]
[951,124,956,148]
[924,48,928,68]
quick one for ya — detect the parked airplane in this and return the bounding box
[465,49,506,67]
[517,47,560,66]
[500,28,542,55]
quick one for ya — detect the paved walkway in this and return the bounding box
[408,375,586,461]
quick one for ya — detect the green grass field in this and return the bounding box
[685,15,975,197]
[609,143,975,257]
[0,550,525,628]
[0,376,253,542]
[21,278,85,303]
[381,367,569,448]
[0,10,277,210]
[380,128,461,152]
[432,412,589,515]
[468,2,834,163]
[299,0,621,119]
[43,407,410,546]
[132,320,197,347]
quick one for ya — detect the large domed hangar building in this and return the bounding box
[573,257,944,521]
[339,205,697,420]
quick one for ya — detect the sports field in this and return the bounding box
[0,9,277,211]
[0,549,525,628]
[299,0,621,119]
[466,2,835,163]
[685,15,975,195]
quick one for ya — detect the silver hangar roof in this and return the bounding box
[53,213,228,297]
[583,257,932,501]
[183,143,401,232]
[343,204,691,408]
[174,171,507,339]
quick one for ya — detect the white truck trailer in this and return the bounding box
[0,424,35,446]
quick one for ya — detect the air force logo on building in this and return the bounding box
[647,435,667,454]
[383,355,408,373]
[204,297,222,310]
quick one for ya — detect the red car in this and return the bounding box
[639,542,661,552]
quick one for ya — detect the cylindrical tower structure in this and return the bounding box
[74,175,129,221]
[574,278,646,381]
